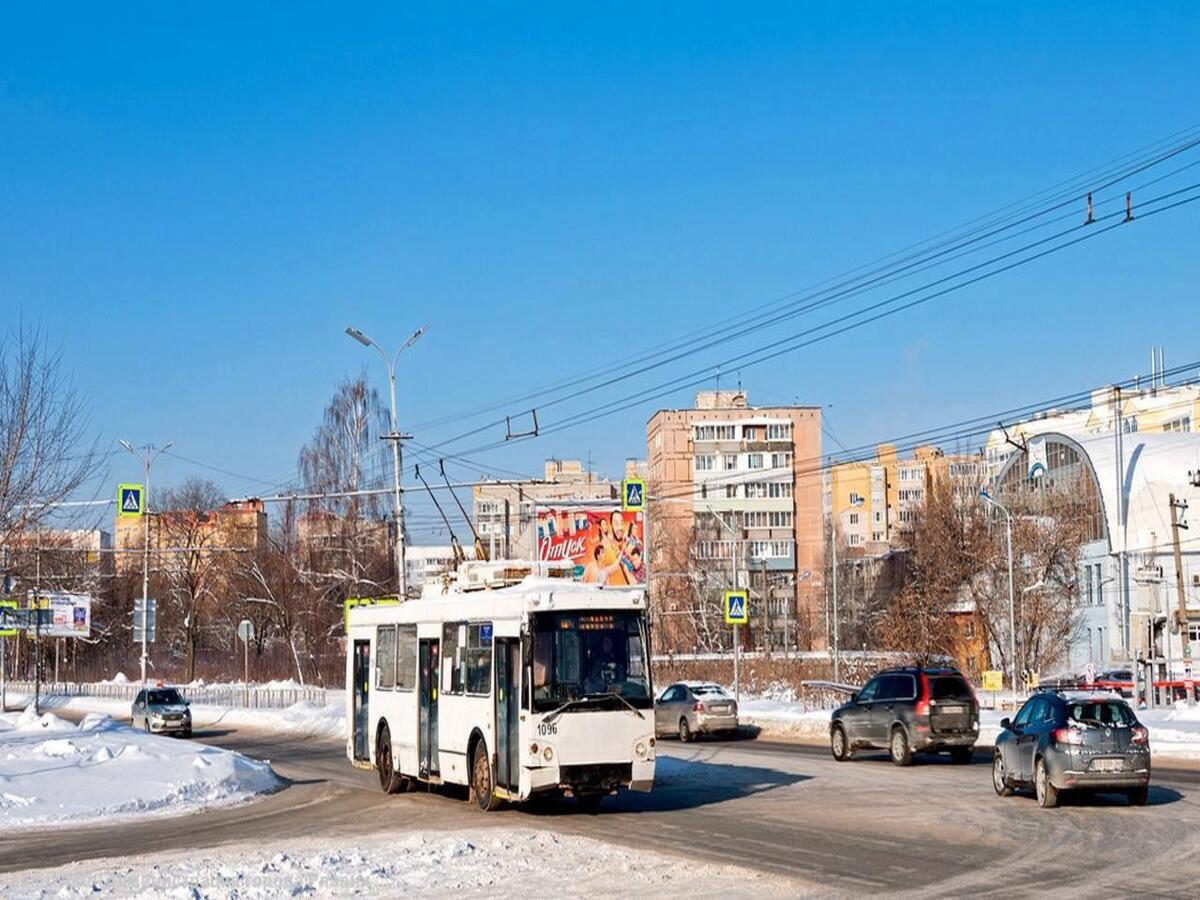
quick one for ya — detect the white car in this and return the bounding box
[655,681,739,742]
[131,687,193,737]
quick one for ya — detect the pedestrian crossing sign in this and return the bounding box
[118,483,145,518]
[622,478,645,511]
[724,589,749,625]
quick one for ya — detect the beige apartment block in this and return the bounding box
[647,390,824,651]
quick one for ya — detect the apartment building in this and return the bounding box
[824,444,985,551]
[646,390,823,650]
[114,497,267,574]
[472,460,621,561]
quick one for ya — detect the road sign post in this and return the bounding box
[724,589,749,704]
[0,598,13,713]
[237,619,254,707]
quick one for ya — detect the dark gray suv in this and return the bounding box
[830,667,979,766]
[992,691,1150,808]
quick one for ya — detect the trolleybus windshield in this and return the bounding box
[529,611,651,712]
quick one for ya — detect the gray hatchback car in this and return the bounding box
[830,667,979,765]
[131,687,193,737]
[992,691,1150,808]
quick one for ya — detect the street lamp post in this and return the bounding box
[981,489,1018,708]
[120,440,173,687]
[345,325,427,599]
[706,506,744,703]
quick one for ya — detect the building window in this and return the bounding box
[695,455,715,471]
[723,454,738,471]
[767,423,792,440]
[871,531,883,541]
[744,482,767,499]
[725,484,738,499]
[768,511,792,528]
[768,482,792,499]
[849,491,863,506]
[743,425,763,441]
[747,453,764,469]
[849,534,861,545]
[771,452,792,468]
[716,425,737,440]
[695,425,716,441]
[1163,416,1192,433]
[848,513,859,525]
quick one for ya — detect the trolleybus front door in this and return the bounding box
[495,638,520,791]
[352,640,370,762]
[419,638,440,778]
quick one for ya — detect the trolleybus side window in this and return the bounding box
[396,625,417,691]
[376,625,396,690]
[443,622,464,694]
[465,622,493,695]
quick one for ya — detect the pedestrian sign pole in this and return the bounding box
[725,588,749,704]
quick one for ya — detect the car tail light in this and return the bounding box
[1053,727,1085,745]
[693,702,705,712]
[1132,726,1149,745]
[915,672,931,718]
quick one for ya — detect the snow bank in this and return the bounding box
[0,708,281,827]
[11,690,348,741]
[0,829,794,898]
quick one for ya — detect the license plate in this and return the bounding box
[711,704,730,714]
[939,705,963,715]
[1091,758,1124,773]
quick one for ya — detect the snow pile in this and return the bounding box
[738,695,834,741]
[0,829,792,898]
[13,688,349,741]
[98,672,130,685]
[0,707,281,827]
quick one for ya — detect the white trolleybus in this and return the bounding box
[345,561,656,810]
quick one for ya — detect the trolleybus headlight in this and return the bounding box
[635,742,648,758]
[543,746,554,762]
[530,743,539,756]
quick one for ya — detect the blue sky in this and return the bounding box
[3,4,1199,539]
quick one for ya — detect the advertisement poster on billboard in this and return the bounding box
[29,593,92,638]
[535,504,646,586]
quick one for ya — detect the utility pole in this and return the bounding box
[831,520,840,683]
[33,528,41,714]
[1170,494,1191,668]
[1113,386,1129,658]
[981,489,1018,708]
[761,558,770,654]
[345,325,427,599]
[120,440,173,687]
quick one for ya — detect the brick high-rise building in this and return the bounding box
[647,390,824,651]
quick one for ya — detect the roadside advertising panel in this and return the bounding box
[535,503,647,586]
[28,592,92,638]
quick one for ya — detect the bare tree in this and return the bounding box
[155,478,229,683]
[0,324,103,549]
[296,375,392,598]
[880,483,972,665]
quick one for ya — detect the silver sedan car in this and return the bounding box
[655,681,739,742]
[131,687,193,737]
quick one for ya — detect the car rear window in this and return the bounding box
[692,685,730,698]
[1067,701,1134,727]
[930,675,973,701]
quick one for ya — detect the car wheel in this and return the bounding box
[470,741,500,811]
[1126,786,1149,807]
[889,726,913,766]
[949,747,973,765]
[992,753,1014,796]
[1035,758,1058,809]
[830,724,852,762]
[376,725,407,795]
[679,717,693,743]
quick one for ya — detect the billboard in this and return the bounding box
[29,592,92,638]
[535,505,646,586]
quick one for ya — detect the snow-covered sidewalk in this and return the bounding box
[0,707,281,827]
[0,829,795,899]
